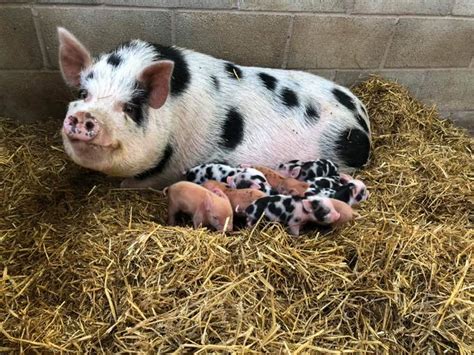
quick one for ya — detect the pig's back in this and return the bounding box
[160,48,370,180]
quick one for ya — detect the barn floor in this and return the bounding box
[0,77,472,353]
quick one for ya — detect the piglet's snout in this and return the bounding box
[63,111,99,141]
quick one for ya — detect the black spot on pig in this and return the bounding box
[305,104,319,123]
[186,171,196,182]
[281,87,299,108]
[268,203,282,216]
[258,72,277,91]
[250,175,266,182]
[355,113,370,133]
[107,53,122,67]
[135,143,173,180]
[205,166,213,179]
[211,75,220,90]
[225,63,243,80]
[282,198,295,213]
[220,107,244,150]
[152,44,191,96]
[333,88,356,112]
[336,128,370,168]
[86,71,94,80]
[124,83,149,126]
[311,201,329,222]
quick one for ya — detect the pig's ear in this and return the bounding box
[302,200,313,214]
[138,60,174,109]
[58,27,92,87]
[226,176,236,189]
[290,167,301,179]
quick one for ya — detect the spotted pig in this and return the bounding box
[242,195,341,236]
[58,28,371,189]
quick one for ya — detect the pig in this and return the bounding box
[57,27,371,190]
[163,181,233,232]
[202,180,266,213]
[241,195,341,236]
[277,159,340,181]
[225,168,277,195]
[251,165,310,197]
[305,178,368,206]
[184,163,238,184]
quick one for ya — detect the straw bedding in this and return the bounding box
[0,77,472,353]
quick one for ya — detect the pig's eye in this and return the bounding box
[78,89,88,100]
[123,103,134,115]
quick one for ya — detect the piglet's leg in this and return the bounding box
[192,211,205,229]
[167,205,178,226]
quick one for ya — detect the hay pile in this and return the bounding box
[1,77,472,353]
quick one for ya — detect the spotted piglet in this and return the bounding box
[184,163,238,184]
[278,159,340,181]
[225,168,277,195]
[163,181,233,232]
[241,195,342,236]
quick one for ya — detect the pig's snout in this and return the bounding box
[63,111,99,141]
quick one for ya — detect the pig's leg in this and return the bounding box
[167,205,179,226]
[192,211,205,229]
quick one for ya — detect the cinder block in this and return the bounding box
[176,12,291,67]
[104,0,235,8]
[417,70,474,111]
[385,18,474,68]
[440,111,474,135]
[288,16,397,69]
[37,8,171,69]
[306,69,336,81]
[334,70,425,95]
[352,0,453,15]
[0,8,43,69]
[452,0,474,16]
[0,71,73,121]
[239,0,346,12]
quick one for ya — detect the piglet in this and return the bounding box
[251,165,310,197]
[277,159,339,181]
[163,181,233,232]
[242,195,341,236]
[202,180,266,214]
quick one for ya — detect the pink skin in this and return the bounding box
[203,180,266,214]
[63,111,99,141]
[251,165,310,197]
[329,199,355,225]
[163,181,233,232]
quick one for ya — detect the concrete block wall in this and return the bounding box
[1,0,473,133]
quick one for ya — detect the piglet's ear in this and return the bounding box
[302,200,313,214]
[58,27,92,87]
[290,167,301,179]
[226,176,236,189]
[138,60,174,109]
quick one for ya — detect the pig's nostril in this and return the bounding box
[85,121,95,131]
[69,116,78,125]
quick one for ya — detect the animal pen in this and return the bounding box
[1,77,472,352]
